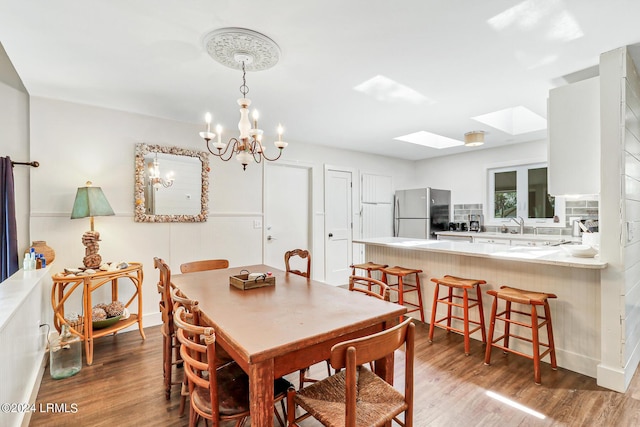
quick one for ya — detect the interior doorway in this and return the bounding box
[264,163,312,273]
[324,166,353,285]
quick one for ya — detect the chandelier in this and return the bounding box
[199,28,287,170]
[147,154,174,189]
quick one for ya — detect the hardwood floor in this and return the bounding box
[30,321,640,426]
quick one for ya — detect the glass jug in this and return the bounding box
[50,324,82,379]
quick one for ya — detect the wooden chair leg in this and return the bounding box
[503,301,512,351]
[463,288,470,355]
[446,286,453,330]
[545,301,558,369]
[163,334,172,399]
[476,285,487,343]
[428,283,439,342]
[531,304,541,384]
[414,273,425,322]
[484,296,498,365]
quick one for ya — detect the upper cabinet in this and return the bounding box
[548,76,600,196]
[361,173,392,204]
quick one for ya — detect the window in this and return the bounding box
[488,162,564,225]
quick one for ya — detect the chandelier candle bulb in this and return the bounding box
[216,125,222,144]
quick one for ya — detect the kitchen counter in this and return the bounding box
[436,231,581,243]
[354,236,605,382]
[355,236,606,269]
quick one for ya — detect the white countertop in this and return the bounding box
[0,265,52,332]
[436,231,581,243]
[354,237,607,269]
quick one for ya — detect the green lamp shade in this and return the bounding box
[70,185,115,219]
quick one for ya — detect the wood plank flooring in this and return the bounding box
[30,322,640,426]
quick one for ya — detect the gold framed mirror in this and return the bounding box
[134,143,209,222]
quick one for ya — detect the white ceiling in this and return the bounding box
[2,0,640,160]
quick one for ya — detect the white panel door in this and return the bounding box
[264,164,311,272]
[325,169,352,285]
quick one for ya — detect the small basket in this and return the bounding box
[230,272,275,290]
[65,317,84,335]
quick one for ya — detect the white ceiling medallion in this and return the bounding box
[203,28,281,71]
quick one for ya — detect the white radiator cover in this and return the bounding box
[0,267,52,427]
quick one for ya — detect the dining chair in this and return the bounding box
[154,256,181,400]
[286,317,415,427]
[348,275,392,301]
[284,249,311,278]
[179,259,229,274]
[285,249,330,388]
[170,286,234,417]
[348,275,395,371]
[174,306,292,427]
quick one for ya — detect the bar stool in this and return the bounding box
[484,286,557,385]
[429,275,487,355]
[380,265,425,322]
[350,262,388,285]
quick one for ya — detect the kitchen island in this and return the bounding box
[354,236,606,381]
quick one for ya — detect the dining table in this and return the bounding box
[171,264,407,427]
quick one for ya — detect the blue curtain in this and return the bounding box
[1,156,18,282]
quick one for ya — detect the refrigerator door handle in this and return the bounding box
[393,197,399,237]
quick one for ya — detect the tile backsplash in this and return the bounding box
[453,204,483,223]
[453,198,599,235]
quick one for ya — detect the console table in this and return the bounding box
[51,262,145,365]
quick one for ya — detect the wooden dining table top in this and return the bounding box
[171,264,407,366]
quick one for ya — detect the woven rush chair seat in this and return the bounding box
[287,317,415,427]
[293,368,407,427]
[188,361,292,419]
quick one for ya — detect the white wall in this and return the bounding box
[27,96,416,324]
[0,42,30,258]
[412,140,547,209]
[598,46,640,392]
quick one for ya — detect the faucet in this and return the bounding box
[510,216,525,234]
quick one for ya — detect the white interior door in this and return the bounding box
[264,163,311,272]
[325,168,352,285]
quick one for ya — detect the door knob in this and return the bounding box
[328,233,333,238]
[267,235,277,241]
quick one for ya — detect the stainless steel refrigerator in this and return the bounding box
[393,188,451,239]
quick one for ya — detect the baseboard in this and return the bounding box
[597,364,628,392]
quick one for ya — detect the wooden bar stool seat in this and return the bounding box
[350,261,388,277]
[429,275,487,355]
[484,286,558,385]
[380,265,425,322]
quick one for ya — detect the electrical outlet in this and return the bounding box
[253,219,263,229]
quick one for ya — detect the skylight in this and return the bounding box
[394,131,464,149]
[354,75,432,105]
[487,0,583,42]
[472,106,547,135]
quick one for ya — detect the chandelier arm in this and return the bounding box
[205,138,238,161]
[258,147,284,162]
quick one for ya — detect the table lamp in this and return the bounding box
[70,181,114,269]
